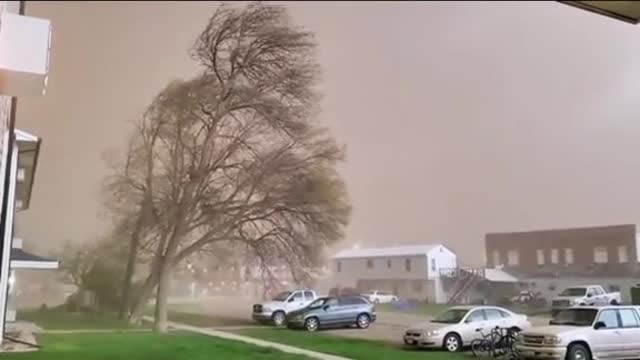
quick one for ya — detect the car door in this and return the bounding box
[593,287,606,306]
[459,309,488,344]
[483,309,505,329]
[591,309,623,358]
[616,308,640,358]
[303,291,315,306]
[286,291,306,312]
[319,298,341,325]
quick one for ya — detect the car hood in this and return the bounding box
[523,325,587,337]
[286,308,311,318]
[257,301,285,309]
[406,321,451,333]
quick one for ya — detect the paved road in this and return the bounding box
[171,296,550,345]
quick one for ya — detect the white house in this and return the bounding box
[332,244,457,303]
[0,0,53,342]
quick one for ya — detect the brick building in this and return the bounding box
[485,224,640,302]
[486,224,639,277]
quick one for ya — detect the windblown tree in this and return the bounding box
[104,2,351,332]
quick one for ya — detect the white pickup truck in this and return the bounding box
[551,285,620,313]
[252,289,318,326]
[517,306,640,360]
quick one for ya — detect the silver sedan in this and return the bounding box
[403,305,531,352]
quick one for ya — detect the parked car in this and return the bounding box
[362,290,399,304]
[403,305,531,352]
[551,285,620,314]
[286,296,377,332]
[507,290,547,309]
[252,289,318,326]
[517,306,640,360]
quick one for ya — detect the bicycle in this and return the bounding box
[471,326,520,359]
[470,326,502,358]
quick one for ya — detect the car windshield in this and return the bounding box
[559,288,586,296]
[431,309,469,324]
[273,292,291,302]
[550,309,597,326]
[309,298,328,308]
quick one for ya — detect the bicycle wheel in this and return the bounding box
[471,339,491,358]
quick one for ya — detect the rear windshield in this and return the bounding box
[559,288,586,297]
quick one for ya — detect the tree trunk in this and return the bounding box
[118,216,143,319]
[128,269,159,324]
[153,261,172,333]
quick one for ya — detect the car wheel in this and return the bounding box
[443,333,462,352]
[356,313,371,329]
[567,343,591,360]
[611,299,619,305]
[272,311,286,327]
[304,317,319,332]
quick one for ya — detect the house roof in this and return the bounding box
[332,244,446,259]
[484,268,519,283]
[11,248,59,270]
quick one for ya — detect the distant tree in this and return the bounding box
[104,2,350,332]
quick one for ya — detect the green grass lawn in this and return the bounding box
[167,310,255,327]
[0,332,311,360]
[17,307,145,330]
[143,304,255,327]
[240,328,470,360]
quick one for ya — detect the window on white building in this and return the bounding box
[387,259,392,268]
[565,248,574,264]
[492,251,500,266]
[550,249,559,264]
[337,261,341,273]
[431,258,436,272]
[366,259,374,269]
[507,250,519,266]
[618,245,628,264]
[594,247,608,264]
[536,249,545,266]
[405,258,411,272]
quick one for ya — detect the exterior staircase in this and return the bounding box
[440,267,485,304]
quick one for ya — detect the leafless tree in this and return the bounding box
[103,2,350,332]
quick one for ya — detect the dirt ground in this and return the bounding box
[170,296,550,345]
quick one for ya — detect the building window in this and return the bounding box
[536,249,545,266]
[405,258,411,272]
[594,247,608,264]
[337,261,341,273]
[618,245,628,264]
[550,248,559,265]
[565,248,574,264]
[387,259,392,268]
[431,258,436,272]
[492,251,500,267]
[507,250,519,266]
[366,259,374,269]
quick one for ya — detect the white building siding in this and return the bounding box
[333,254,428,287]
[426,245,457,280]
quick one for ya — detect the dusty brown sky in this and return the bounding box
[14,1,640,265]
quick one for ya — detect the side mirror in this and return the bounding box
[587,293,593,298]
[288,297,296,303]
[322,305,330,311]
[548,320,553,325]
[475,328,481,332]
[594,321,606,330]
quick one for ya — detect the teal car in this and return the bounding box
[286,296,377,332]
